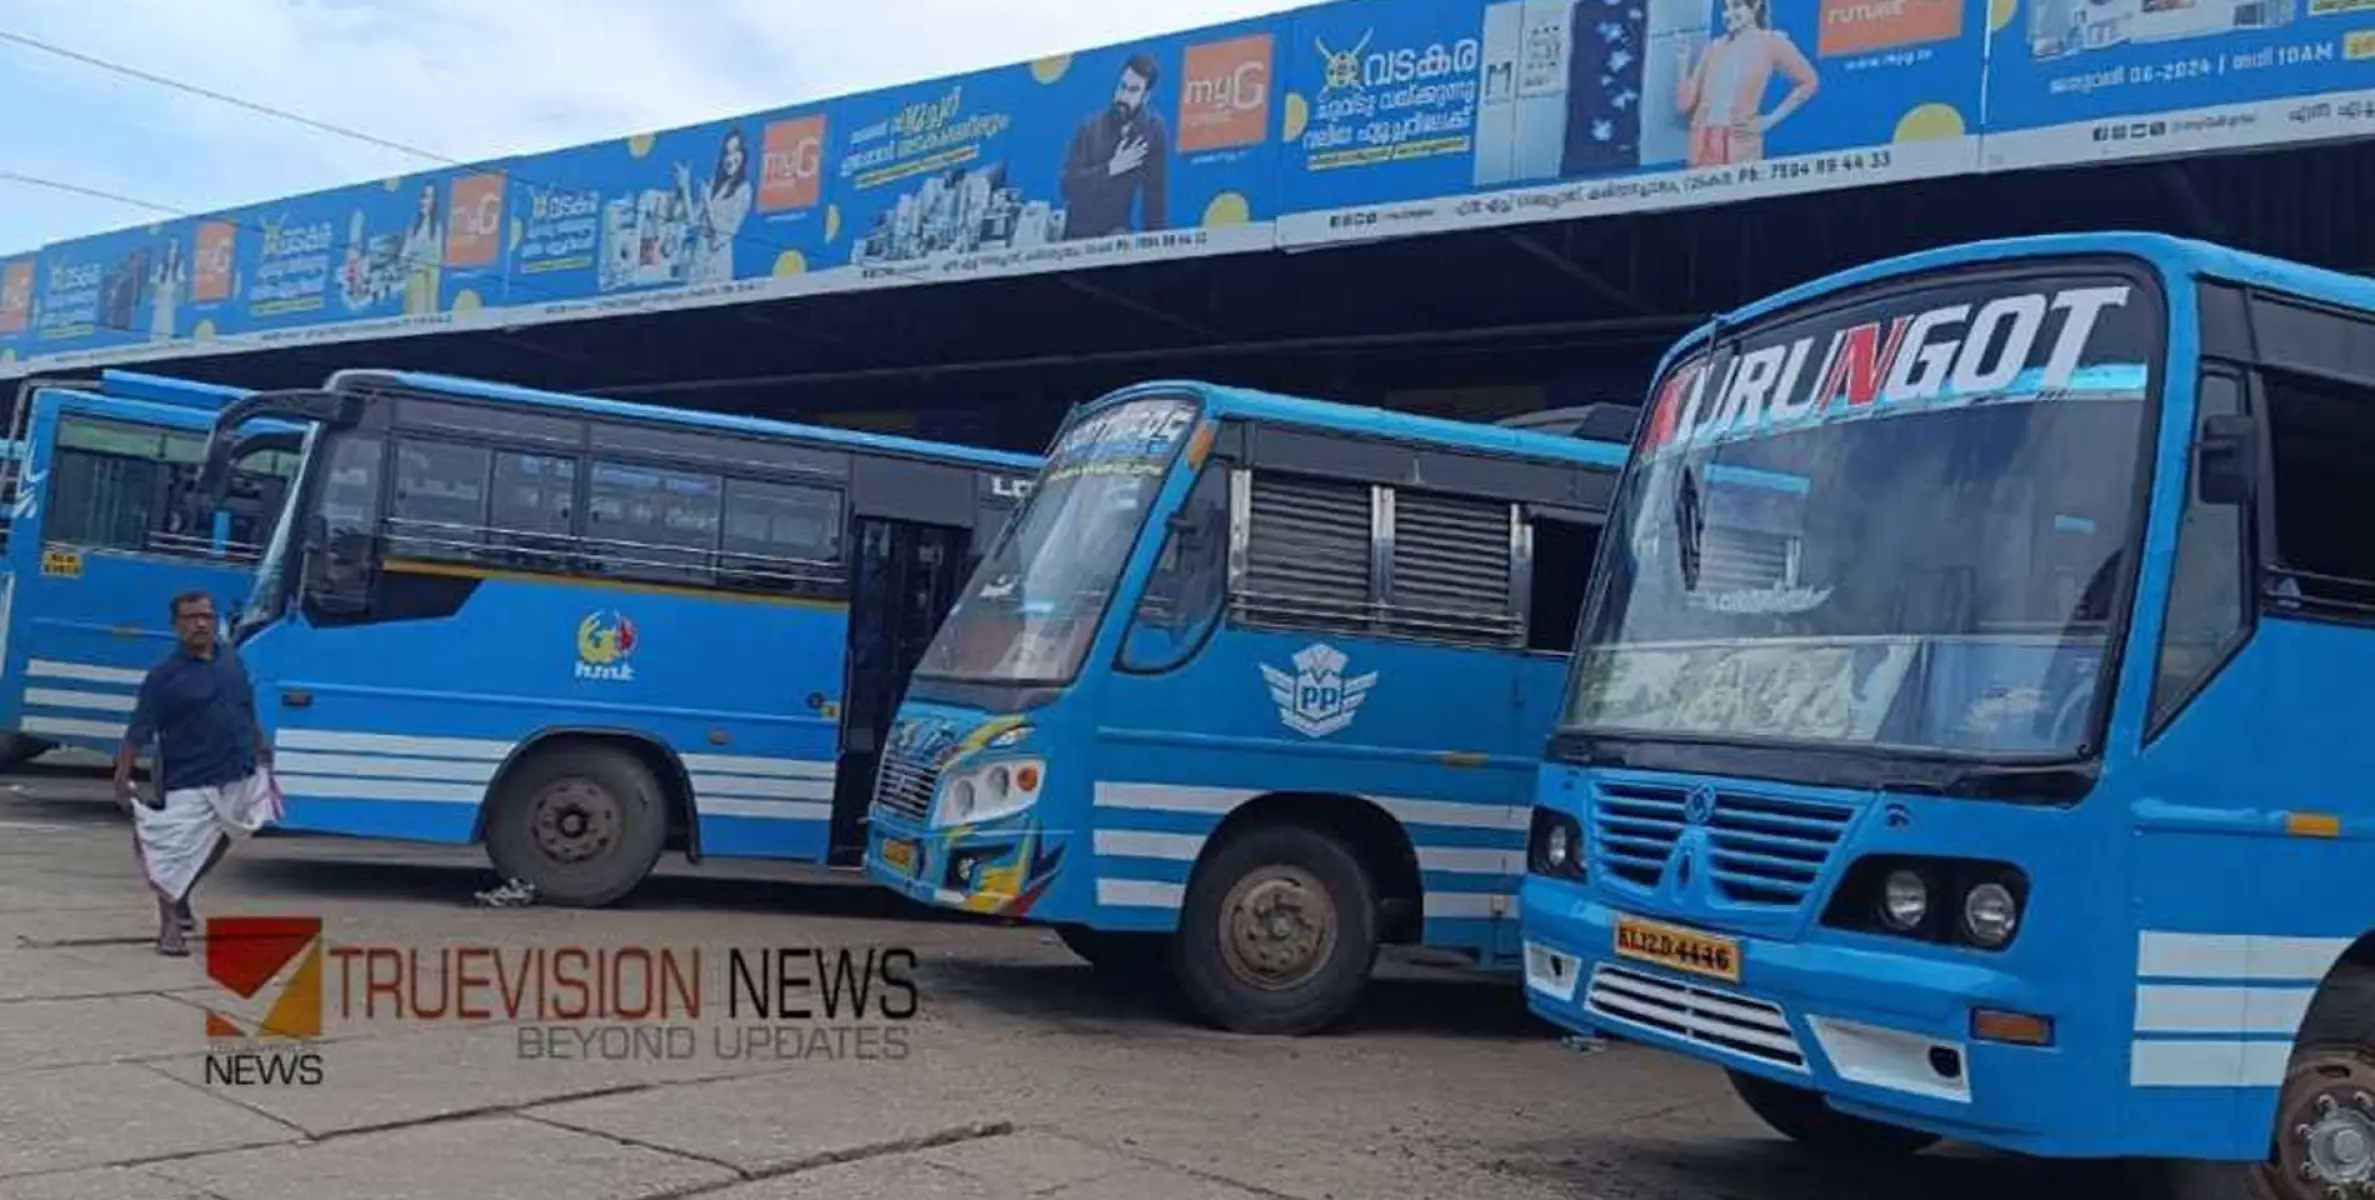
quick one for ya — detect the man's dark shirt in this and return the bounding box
[126,642,260,793]
[1059,106,1169,239]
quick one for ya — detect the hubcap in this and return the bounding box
[530,778,621,865]
[2271,1058,2375,1200]
[1216,865,1336,991]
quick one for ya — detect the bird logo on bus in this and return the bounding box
[574,610,638,682]
[1262,642,1378,739]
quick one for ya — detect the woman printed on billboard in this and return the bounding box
[677,126,752,287]
[400,183,443,315]
[1675,0,1818,168]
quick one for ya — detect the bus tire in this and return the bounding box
[2154,961,2375,1200]
[0,735,51,768]
[1171,821,1378,1036]
[1056,926,1170,979]
[1725,1070,1941,1159]
[483,744,668,909]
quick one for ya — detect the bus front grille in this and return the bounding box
[1589,782,1855,910]
[873,752,938,821]
[1584,963,1807,1072]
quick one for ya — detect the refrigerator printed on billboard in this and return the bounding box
[1276,0,1983,242]
[26,223,190,354]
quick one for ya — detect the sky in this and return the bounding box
[0,0,1307,256]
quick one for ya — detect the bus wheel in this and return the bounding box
[2161,964,2375,1200]
[1725,1070,1940,1159]
[1172,823,1377,1036]
[483,745,667,908]
[1055,926,1171,980]
[0,735,52,767]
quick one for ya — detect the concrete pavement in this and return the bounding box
[0,768,2130,1199]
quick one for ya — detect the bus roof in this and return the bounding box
[32,381,308,437]
[331,369,1042,473]
[1076,381,1634,472]
[1653,230,2375,378]
[94,370,251,411]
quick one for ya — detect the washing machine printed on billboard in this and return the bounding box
[501,111,831,319]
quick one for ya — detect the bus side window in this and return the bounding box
[1526,515,1602,654]
[2262,366,2375,613]
[48,416,165,552]
[2148,369,2252,736]
[1118,464,1229,674]
[389,438,492,563]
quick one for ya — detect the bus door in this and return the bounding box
[830,455,991,860]
[833,518,968,858]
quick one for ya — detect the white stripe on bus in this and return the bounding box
[2129,1039,2291,1089]
[696,799,832,821]
[1418,847,1521,876]
[2133,985,2315,1036]
[20,715,126,742]
[275,729,513,761]
[1090,876,1514,921]
[688,773,834,802]
[679,753,836,780]
[2137,931,2353,984]
[1091,781,1525,831]
[1093,830,1204,861]
[23,687,138,714]
[272,751,499,784]
[1424,891,1512,920]
[1096,879,1186,909]
[1087,830,1516,879]
[274,776,483,804]
[26,660,145,686]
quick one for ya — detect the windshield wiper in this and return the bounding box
[1882,759,2098,803]
[1674,463,1704,591]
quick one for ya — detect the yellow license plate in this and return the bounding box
[881,838,917,876]
[1614,913,1741,983]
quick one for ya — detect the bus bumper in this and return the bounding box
[1520,874,2130,1159]
[863,807,1071,921]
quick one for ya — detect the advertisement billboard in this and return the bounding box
[7,0,2375,377]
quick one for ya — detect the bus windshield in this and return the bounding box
[914,393,1201,688]
[1563,269,2161,760]
[240,424,319,632]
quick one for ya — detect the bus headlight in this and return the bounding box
[1880,869,1929,931]
[1963,882,2019,947]
[1527,807,1585,880]
[934,758,1046,828]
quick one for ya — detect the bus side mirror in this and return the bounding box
[2197,414,2256,506]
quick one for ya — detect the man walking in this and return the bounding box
[116,590,279,956]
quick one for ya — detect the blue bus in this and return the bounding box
[861,381,1632,1034]
[1519,232,2375,1195]
[0,371,302,764]
[201,368,1041,906]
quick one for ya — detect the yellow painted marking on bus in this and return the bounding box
[2286,812,2342,839]
[39,547,82,578]
[1185,420,1215,469]
[1437,751,1489,768]
[381,559,851,612]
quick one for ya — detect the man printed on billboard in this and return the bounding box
[1058,53,1170,239]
